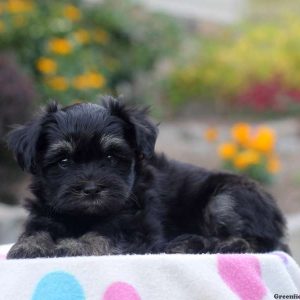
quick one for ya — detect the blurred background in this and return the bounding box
[0,0,300,262]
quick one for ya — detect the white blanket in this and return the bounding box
[0,245,299,300]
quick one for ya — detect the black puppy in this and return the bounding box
[7,97,289,258]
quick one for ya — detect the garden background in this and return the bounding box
[0,0,300,262]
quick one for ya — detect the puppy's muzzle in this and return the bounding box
[82,181,105,196]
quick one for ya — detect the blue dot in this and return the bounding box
[32,271,85,300]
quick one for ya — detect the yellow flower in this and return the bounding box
[73,75,87,90]
[73,72,106,90]
[250,126,276,153]
[74,29,90,44]
[218,143,237,160]
[63,4,81,22]
[36,57,57,74]
[88,72,106,88]
[48,38,72,55]
[93,29,109,44]
[267,156,281,174]
[0,3,5,14]
[204,127,218,142]
[231,123,251,146]
[46,76,68,91]
[0,20,5,33]
[233,150,260,169]
[6,0,34,14]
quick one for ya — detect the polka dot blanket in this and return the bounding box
[0,244,299,300]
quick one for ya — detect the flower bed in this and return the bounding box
[0,0,179,104]
[166,15,300,113]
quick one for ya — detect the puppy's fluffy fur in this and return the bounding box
[7,97,289,258]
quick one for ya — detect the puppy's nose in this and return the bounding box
[83,182,100,195]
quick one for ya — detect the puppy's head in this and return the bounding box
[7,97,158,216]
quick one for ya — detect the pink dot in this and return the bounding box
[103,282,141,300]
[217,254,267,300]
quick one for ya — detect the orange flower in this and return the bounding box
[63,4,81,22]
[250,126,276,153]
[267,156,281,174]
[6,0,34,14]
[73,75,87,90]
[218,143,237,160]
[46,76,68,91]
[88,72,106,88]
[36,57,57,74]
[73,72,106,90]
[233,150,260,169]
[74,29,90,44]
[204,127,218,142]
[0,3,6,14]
[231,123,251,146]
[48,38,72,55]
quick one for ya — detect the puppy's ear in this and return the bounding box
[6,101,60,173]
[103,97,158,159]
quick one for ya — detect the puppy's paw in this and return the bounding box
[165,234,208,254]
[80,232,119,255]
[55,235,118,257]
[213,237,252,254]
[7,242,53,259]
[55,239,86,257]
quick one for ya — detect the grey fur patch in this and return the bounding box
[48,140,74,154]
[206,194,243,234]
[100,134,124,150]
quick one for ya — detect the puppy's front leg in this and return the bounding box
[7,231,55,259]
[55,232,119,257]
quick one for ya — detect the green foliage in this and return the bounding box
[223,159,273,184]
[165,15,300,112]
[0,0,180,105]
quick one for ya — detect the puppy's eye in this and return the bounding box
[105,152,129,163]
[58,158,70,168]
[106,154,113,160]
[106,153,118,162]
